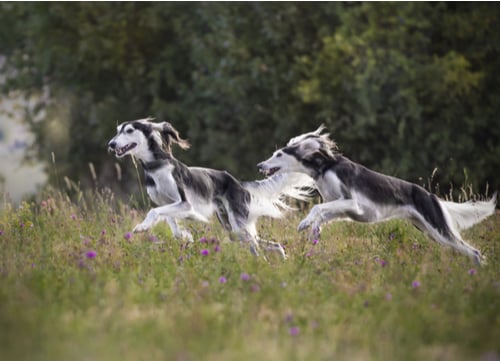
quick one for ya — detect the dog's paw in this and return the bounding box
[133,222,150,233]
[180,230,194,243]
[297,218,311,232]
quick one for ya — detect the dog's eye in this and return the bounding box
[126,128,134,134]
[276,153,282,158]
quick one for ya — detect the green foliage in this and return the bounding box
[0,188,499,361]
[0,3,499,196]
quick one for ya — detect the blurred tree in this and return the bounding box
[295,2,500,195]
[0,2,498,199]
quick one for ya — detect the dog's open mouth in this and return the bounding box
[114,143,137,157]
[260,167,280,176]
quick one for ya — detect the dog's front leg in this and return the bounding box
[133,209,159,233]
[297,204,323,232]
[298,199,361,233]
[161,216,194,243]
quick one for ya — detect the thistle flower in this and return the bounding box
[219,276,227,284]
[201,249,209,256]
[240,273,251,281]
[312,239,319,245]
[288,326,300,336]
[411,280,421,288]
[468,268,477,275]
[199,237,207,243]
[124,232,132,240]
[85,250,97,259]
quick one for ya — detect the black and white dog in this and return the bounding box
[108,118,313,258]
[258,125,497,265]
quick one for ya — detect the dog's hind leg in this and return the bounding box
[242,223,286,259]
[257,236,287,259]
[410,214,484,265]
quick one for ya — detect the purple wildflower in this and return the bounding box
[312,225,321,237]
[124,232,132,240]
[0,230,3,236]
[312,239,319,246]
[468,268,477,276]
[85,250,97,259]
[219,276,227,284]
[201,249,209,256]
[379,259,387,267]
[412,280,421,288]
[71,214,77,220]
[100,229,106,236]
[240,273,251,281]
[251,284,260,292]
[199,237,207,243]
[385,293,393,301]
[288,326,300,336]
[214,245,221,252]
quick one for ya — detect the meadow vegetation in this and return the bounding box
[0,187,498,361]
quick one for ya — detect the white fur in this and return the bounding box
[259,126,497,265]
[109,119,314,258]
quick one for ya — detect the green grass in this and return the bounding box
[0,189,499,361]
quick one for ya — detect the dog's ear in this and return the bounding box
[299,138,337,167]
[153,122,190,151]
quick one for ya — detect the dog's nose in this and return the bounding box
[108,141,116,149]
[257,162,263,170]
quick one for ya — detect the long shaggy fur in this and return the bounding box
[108,118,314,258]
[258,125,497,265]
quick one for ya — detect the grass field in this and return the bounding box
[0,188,498,361]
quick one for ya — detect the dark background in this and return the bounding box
[1,2,499,202]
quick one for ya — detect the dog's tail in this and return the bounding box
[243,173,316,219]
[441,192,497,231]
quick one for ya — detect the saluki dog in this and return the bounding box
[258,125,496,265]
[108,118,313,258]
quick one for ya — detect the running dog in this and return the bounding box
[108,118,313,258]
[258,125,496,265]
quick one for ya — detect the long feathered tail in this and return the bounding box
[243,172,316,219]
[441,192,497,231]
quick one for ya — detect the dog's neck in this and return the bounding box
[135,146,174,172]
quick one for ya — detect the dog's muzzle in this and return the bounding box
[257,162,280,177]
[108,141,137,157]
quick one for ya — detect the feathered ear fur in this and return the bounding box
[152,121,190,152]
[290,125,339,163]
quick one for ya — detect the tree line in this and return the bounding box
[1,2,498,200]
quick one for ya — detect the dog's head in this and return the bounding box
[257,125,338,177]
[108,117,190,160]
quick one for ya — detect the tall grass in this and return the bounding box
[0,187,498,361]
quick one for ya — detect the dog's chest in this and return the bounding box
[144,165,180,205]
[316,171,346,201]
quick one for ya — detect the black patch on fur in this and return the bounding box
[135,121,251,231]
[145,175,155,187]
[209,170,251,228]
[283,146,337,179]
[411,186,451,237]
[313,155,453,237]
[141,159,169,171]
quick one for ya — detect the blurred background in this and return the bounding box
[1,2,499,204]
